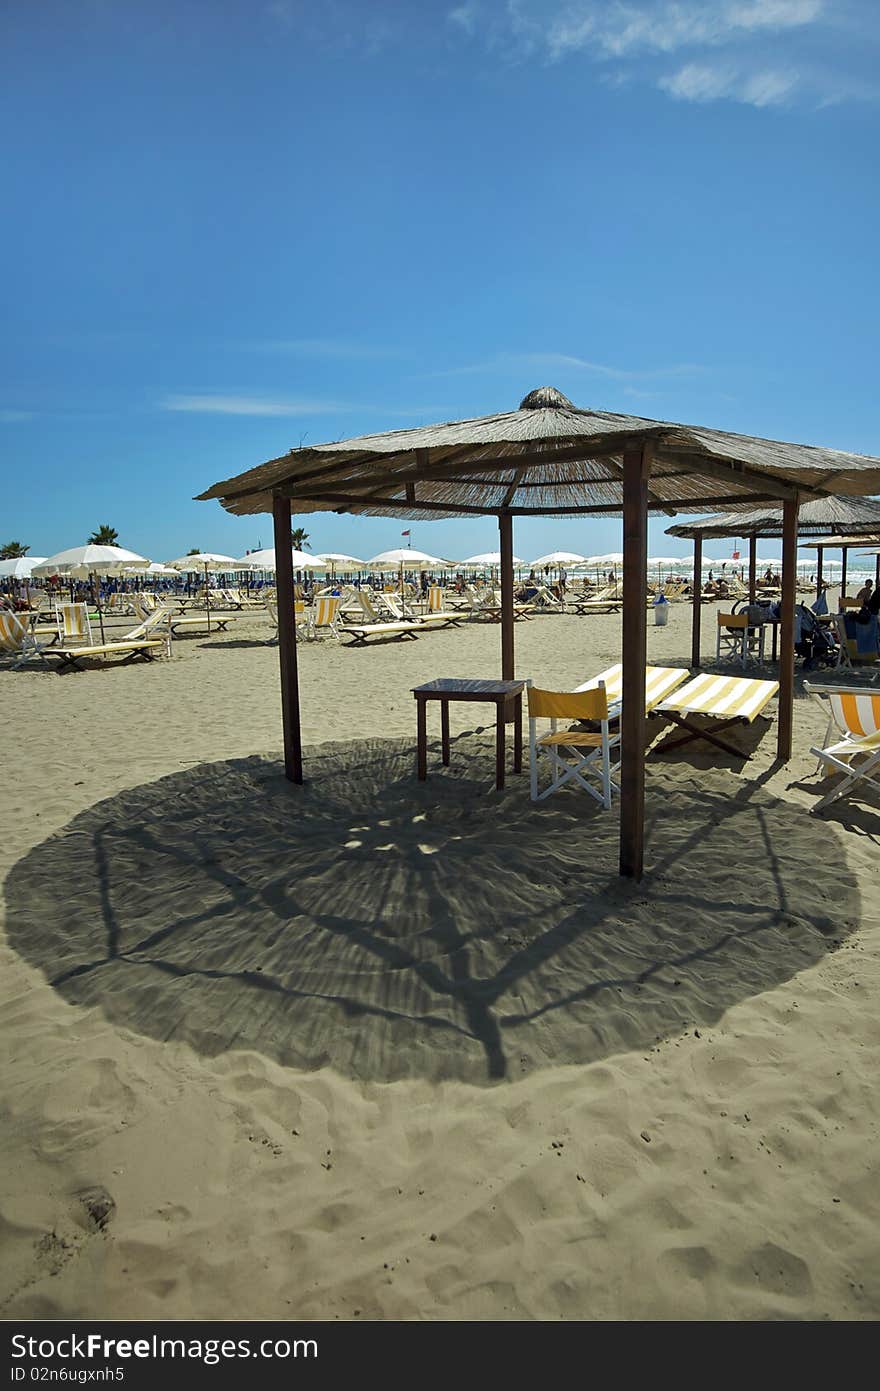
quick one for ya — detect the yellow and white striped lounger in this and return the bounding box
[574,663,691,712]
[653,672,779,757]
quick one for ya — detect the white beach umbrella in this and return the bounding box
[368,548,443,568]
[0,556,49,610]
[168,552,255,631]
[0,556,48,579]
[126,561,178,577]
[33,544,150,577]
[235,547,322,571]
[33,544,150,640]
[368,548,444,613]
[460,551,525,570]
[314,552,365,574]
[530,550,586,567]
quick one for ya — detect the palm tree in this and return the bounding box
[291,527,310,551]
[88,524,119,546]
[0,541,29,559]
[187,546,201,555]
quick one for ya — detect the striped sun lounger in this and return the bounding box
[652,672,779,757]
[574,663,690,712]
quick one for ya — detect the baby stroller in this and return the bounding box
[794,603,838,669]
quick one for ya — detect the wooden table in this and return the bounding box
[412,678,525,789]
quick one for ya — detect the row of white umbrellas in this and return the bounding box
[3,544,856,584]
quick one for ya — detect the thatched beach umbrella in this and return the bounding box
[667,495,880,665]
[197,385,880,880]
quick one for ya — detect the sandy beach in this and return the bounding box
[2,596,878,1320]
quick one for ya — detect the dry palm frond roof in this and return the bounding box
[666,494,880,540]
[800,531,880,549]
[197,387,880,520]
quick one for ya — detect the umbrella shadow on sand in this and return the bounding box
[4,736,860,1085]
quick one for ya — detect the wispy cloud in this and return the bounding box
[162,393,443,418]
[448,3,480,36]
[448,0,866,109]
[426,352,706,383]
[0,409,34,423]
[162,395,356,417]
[537,0,824,62]
[660,61,799,105]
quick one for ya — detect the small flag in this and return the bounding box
[401,529,411,537]
[732,549,740,560]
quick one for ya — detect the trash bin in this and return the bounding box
[653,594,669,626]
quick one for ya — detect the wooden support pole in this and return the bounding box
[691,533,702,669]
[840,547,848,600]
[816,545,824,600]
[498,512,515,682]
[620,440,650,881]
[875,553,880,589]
[273,494,303,784]
[777,496,798,763]
[748,535,757,603]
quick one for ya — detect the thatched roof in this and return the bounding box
[197,387,880,520]
[666,494,880,541]
[800,531,880,550]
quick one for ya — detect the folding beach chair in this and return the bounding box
[55,602,93,646]
[527,682,615,807]
[716,611,764,667]
[0,610,53,669]
[262,598,307,644]
[308,595,340,639]
[653,673,779,757]
[805,681,880,812]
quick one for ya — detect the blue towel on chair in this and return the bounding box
[856,613,880,656]
[843,611,880,656]
[812,590,828,616]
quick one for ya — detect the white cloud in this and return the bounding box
[426,352,705,382]
[163,395,354,417]
[659,60,799,104]
[448,3,480,36]
[162,394,442,419]
[452,0,857,110]
[520,0,826,61]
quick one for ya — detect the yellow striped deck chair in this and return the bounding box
[527,682,615,807]
[0,610,52,669]
[309,595,340,639]
[55,602,93,646]
[805,681,880,812]
[654,672,779,758]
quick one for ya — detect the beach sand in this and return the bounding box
[1,597,878,1320]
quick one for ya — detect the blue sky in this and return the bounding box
[3,0,879,565]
